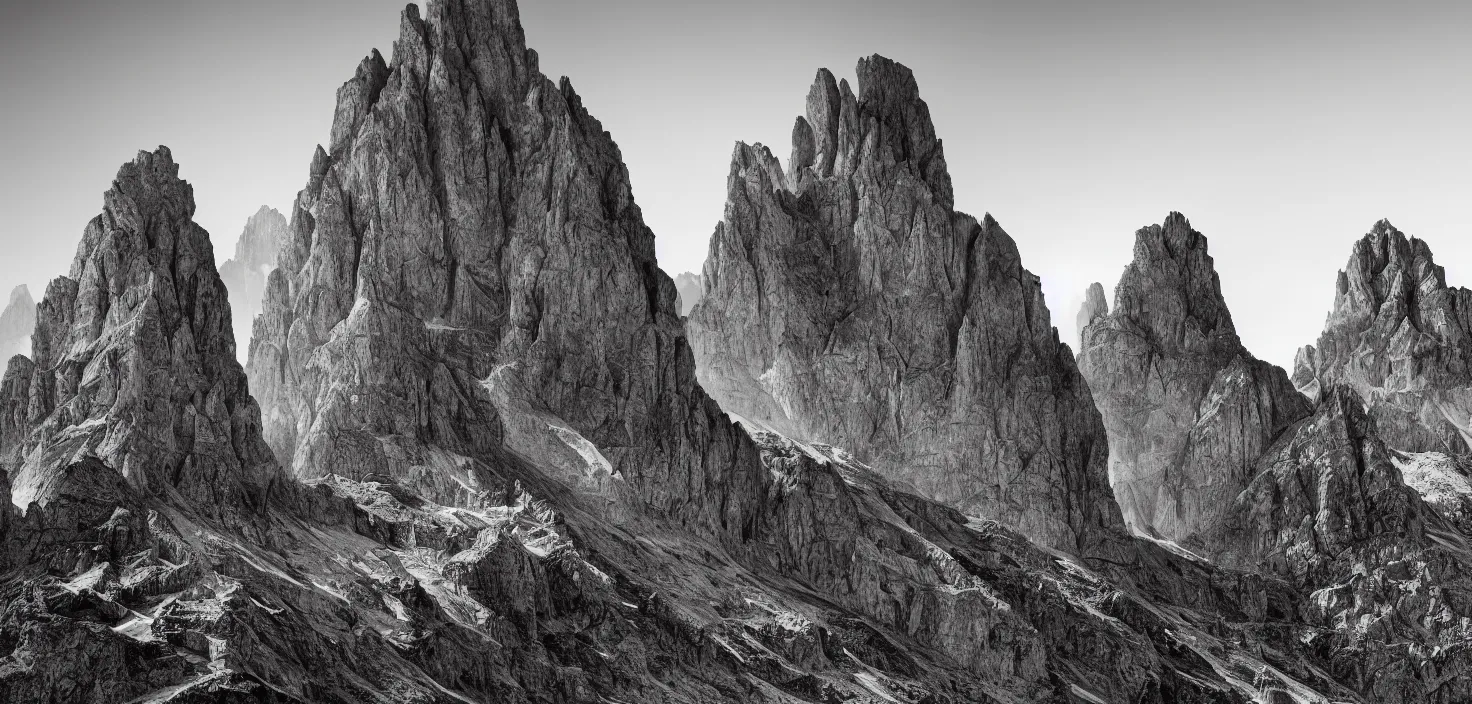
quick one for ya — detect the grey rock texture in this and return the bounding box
[1193,386,1472,703]
[0,285,34,361]
[0,2,1446,703]
[1293,220,1472,458]
[673,271,702,316]
[218,206,289,363]
[685,58,1122,553]
[0,148,279,517]
[1077,214,1311,540]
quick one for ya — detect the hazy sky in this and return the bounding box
[1,0,1469,369]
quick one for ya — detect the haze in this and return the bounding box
[1,0,1468,369]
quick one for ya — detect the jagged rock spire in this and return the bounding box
[1077,213,1309,540]
[686,56,1124,552]
[1293,219,1472,455]
[2,147,279,516]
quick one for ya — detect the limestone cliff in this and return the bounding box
[685,58,1123,552]
[1294,220,1472,458]
[1077,214,1311,539]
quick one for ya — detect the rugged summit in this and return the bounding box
[1191,386,1472,703]
[685,58,1122,552]
[673,271,702,316]
[0,285,33,360]
[1077,214,1311,539]
[1294,220,1472,457]
[0,148,279,515]
[218,205,288,362]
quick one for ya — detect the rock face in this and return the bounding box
[218,206,288,362]
[673,271,702,316]
[685,58,1122,552]
[1077,214,1311,539]
[0,148,279,517]
[1293,220,1472,458]
[0,286,33,360]
[0,3,1455,703]
[1193,386,1472,703]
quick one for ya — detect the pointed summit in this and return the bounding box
[3,147,279,515]
[1293,220,1472,455]
[1078,214,1309,540]
[686,54,1123,551]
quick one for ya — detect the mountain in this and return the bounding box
[218,205,289,362]
[1190,385,1472,702]
[1077,214,1311,540]
[684,58,1122,553]
[1080,215,1472,701]
[0,285,33,361]
[0,2,1460,702]
[673,271,702,316]
[1293,220,1472,458]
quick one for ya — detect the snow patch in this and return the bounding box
[1392,451,1472,509]
[548,422,618,478]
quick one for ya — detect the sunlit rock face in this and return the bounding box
[1294,220,1472,458]
[0,147,280,517]
[1077,214,1311,540]
[685,57,1123,553]
[1190,385,1472,704]
[218,205,288,363]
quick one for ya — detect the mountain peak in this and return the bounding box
[688,54,1122,551]
[7,145,278,514]
[1294,220,1472,453]
[1079,214,1309,539]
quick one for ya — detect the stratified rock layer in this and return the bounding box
[1077,214,1311,539]
[685,59,1122,552]
[1294,220,1472,458]
[0,286,33,360]
[218,205,288,362]
[674,271,702,316]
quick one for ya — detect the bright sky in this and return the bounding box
[1,0,1469,369]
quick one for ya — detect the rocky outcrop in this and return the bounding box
[0,148,280,518]
[674,271,702,316]
[0,286,33,360]
[1294,220,1472,459]
[218,206,288,362]
[685,58,1122,553]
[1192,386,1472,703]
[1077,214,1312,539]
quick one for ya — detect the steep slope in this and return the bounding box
[1077,214,1311,539]
[1192,386,1472,703]
[0,148,279,516]
[218,205,289,362]
[0,285,33,360]
[684,59,1122,552]
[674,271,702,316]
[1294,220,1472,458]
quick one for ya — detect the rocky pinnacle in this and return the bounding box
[1294,219,1472,457]
[686,57,1124,552]
[1077,213,1310,540]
